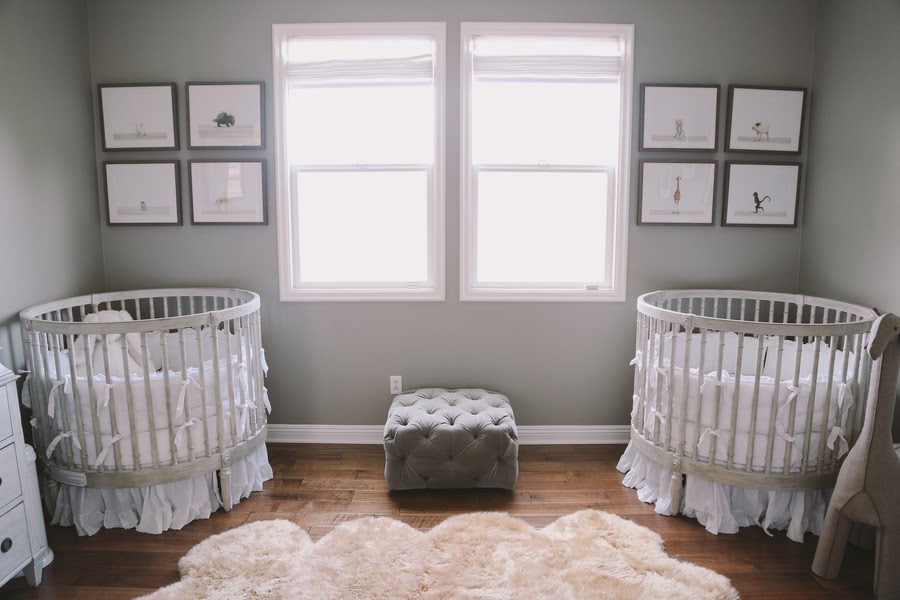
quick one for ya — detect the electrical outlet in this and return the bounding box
[390,376,402,395]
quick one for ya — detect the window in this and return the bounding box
[272,23,445,301]
[460,23,634,301]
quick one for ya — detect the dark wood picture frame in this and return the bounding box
[188,159,268,225]
[725,84,808,155]
[638,159,718,225]
[186,81,265,150]
[638,83,722,152]
[721,161,803,228]
[102,160,184,227]
[98,83,179,151]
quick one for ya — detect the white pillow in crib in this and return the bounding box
[665,331,764,375]
[761,339,850,380]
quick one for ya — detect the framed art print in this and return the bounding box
[103,161,182,225]
[186,82,265,149]
[722,162,801,227]
[726,85,807,154]
[639,84,720,151]
[638,160,717,225]
[189,159,267,224]
[98,83,178,151]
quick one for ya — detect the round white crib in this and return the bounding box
[618,290,878,542]
[19,288,273,535]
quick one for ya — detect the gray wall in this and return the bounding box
[86,0,817,426]
[0,0,104,371]
[801,0,900,437]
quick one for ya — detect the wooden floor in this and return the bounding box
[3,443,875,599]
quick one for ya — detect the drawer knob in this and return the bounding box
[0,538,11,553]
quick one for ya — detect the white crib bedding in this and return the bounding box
[617,442,827,543]
[635,332,857,472]
[57,406,257,469]
[622,330,858,541]
[52,442,274,536]
[33,328,265,439]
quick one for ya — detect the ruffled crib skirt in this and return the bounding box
[617,441,828,543]
[52,443,273,536]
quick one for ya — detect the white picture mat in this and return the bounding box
[642,87,718,150]
[640,162,715,224]
[100,86,175,149]
[188,84,262,147]
[725,164,799,225]
[728,88,804,152]
[106,163,179,223]
[191,162,265,223]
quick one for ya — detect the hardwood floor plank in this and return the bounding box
[0,443,875,599]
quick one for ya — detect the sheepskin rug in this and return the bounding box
[140,510,738,599]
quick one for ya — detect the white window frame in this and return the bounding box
[272,22,446,302]
[459,22,634,302]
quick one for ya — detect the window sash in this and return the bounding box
[289,165,435,288]
[468,165,616,290]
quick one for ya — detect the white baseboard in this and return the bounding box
[266,424,629,445]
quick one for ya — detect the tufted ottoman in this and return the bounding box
[383,388,519,490]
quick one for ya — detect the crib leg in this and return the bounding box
[220,467,233,511]
[669,467,684,516]
[812,508,853,580]
[43,477,59,517]
[667,457,684,516]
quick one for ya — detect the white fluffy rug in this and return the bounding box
[140,510,738,599]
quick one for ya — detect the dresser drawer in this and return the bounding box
[0,503,31,579]
[0,443,22,511]
[0,384,12,443]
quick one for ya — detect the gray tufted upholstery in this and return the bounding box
[384,388,519,490]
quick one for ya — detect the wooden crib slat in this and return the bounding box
[851,332,867,445]
[65,332,93,469]
[50,333,75,469]
[708,330,726,466]
[245,314,260,435]
[726,334,744,470]
[194,328,212,458]
[677,322,693,460]
[140,332,159,469]
[178,329,196,463]
[120,337,142,471]
[766,336,785,474]
[35,333,64,466]
[782,337,805,475]
[653,320,668,448]
[211,320,227,452]
[800,336,822,475]
[631,315,642,433]
[252,312,266,431]
[831,333,854,471]
[816,335,838,473]
[664,321,678,452]
[81,330,104,472]
[224,321,239,444]
[690,328,708,461]
[99,334,124,471]
[159,331,178,466]
[745,334,766,472]
[638,316,654,436]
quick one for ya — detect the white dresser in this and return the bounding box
[0,360,51,588]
